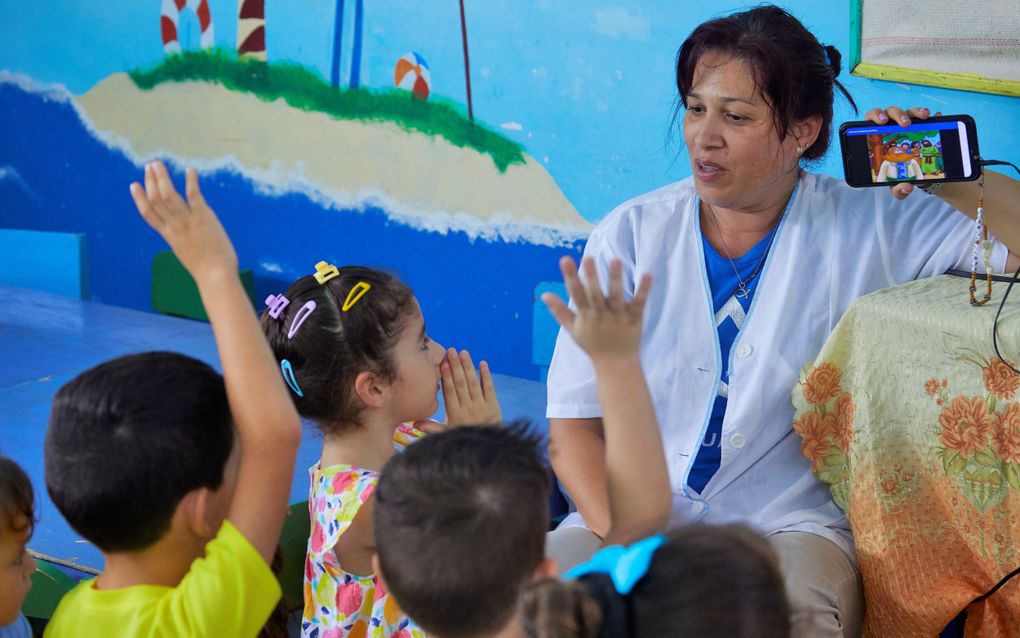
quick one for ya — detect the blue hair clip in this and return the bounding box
[823,47,831,67]
[280,359,303,397]
[564,534,666,595]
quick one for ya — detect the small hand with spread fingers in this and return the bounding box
[129,161,238,281]
[541,256,652,365]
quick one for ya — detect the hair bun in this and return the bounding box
[823,45,842,76]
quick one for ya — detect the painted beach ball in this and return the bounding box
[394,52,431,100]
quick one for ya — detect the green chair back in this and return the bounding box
[278,500,311,612]
[152,250,256,321]
[22,560,77,620]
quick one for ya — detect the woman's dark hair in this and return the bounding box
[522,524,791,638]
[0,456,35,537]
[674,4,857,160]
[261,266,415,434]
[45,352,233,552]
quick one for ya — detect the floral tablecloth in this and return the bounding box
[792,275,1020,638]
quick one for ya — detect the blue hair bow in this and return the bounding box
[564,534,665,595]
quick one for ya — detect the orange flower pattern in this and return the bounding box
[793,411,835,472]
[993,403,1020,464]
[834,393,856,453]
[984,357,1020,400]
[939,396,996,459]
[803,362,843,405]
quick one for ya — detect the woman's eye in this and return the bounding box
[421,337,431,350]
[688,105,705,114]
[727,113,746,122]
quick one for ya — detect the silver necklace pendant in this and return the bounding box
[736,285,750,299]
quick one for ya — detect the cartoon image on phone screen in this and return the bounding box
[839,115,980,188]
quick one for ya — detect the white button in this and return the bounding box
[691,501,706,514]
[736,343,753,358]
[730,433,746,449]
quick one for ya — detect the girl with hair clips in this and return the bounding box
[260,262,501,637]
[544,5,1020,638]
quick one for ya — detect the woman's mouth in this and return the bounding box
[694,159,727,182]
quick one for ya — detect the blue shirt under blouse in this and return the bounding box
[687,223,778,494]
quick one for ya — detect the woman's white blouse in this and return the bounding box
[546,171,1008,557]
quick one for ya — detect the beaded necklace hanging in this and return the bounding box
[970,174,993,306]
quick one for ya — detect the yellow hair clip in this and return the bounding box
[313,261,340,285]
[342,281,372,312]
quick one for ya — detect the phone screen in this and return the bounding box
[840,118,977,187]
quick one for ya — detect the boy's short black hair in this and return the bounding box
[0,456,35,537]
[45,352,234,553]
[375,424,550,638]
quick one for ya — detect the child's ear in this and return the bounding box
[533,557,558,580]
[179,488,216,538]
[353,370,387,408]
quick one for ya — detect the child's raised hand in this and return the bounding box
[440,348,502,427]
[541,256,652,365]
[129,161,238,282]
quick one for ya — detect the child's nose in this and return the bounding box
[430,340,446,364]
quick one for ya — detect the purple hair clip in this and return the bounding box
[287,300,317,339]
[265,293,290,319]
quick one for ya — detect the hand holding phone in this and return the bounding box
[839,114,980,188]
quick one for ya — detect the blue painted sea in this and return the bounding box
[0,81,584,379]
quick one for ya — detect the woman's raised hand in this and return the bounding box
[542,256,652,365]
[864,105,941,201]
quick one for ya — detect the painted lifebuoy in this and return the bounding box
[161,0,215,54]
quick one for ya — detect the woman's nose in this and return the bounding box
[694,117,724,149]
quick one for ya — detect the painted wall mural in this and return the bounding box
[2,1,1019,379]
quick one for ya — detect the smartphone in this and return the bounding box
[839,114,980,188]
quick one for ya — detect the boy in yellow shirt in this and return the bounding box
[44,161,302,637]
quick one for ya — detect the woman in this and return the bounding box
[544,6,1020,638]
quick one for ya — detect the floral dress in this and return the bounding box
[302,424,427,638]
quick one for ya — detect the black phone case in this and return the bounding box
[838,114,981,188]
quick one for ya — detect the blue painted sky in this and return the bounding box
[2,1,1018,222]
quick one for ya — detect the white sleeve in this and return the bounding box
[545,226,620,419]
[870,187,1008,281]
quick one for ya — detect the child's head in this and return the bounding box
[374,425,552,638]
[261,265,445,433]
[523,524,790,638]
[0,456,37,625]
[45,352,237,554]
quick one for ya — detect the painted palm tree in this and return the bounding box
[330,0,345,88]
[459,0,474,122]
[237,0,266,61]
